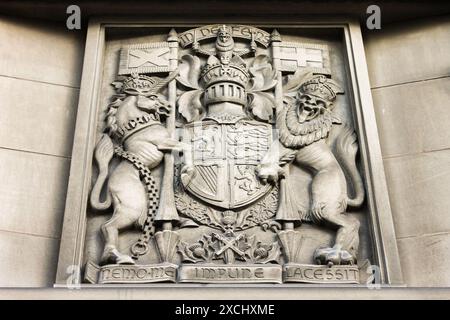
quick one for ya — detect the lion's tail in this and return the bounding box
[335,125,365,208]
[90,134,114,210]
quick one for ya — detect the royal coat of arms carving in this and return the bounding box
[83,24,368,285]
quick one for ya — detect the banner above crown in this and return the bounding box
[178,24,271,48]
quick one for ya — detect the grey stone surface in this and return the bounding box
[364,16,450,88]
[0,16,84,87]
[0,231,59,287]
[0,148,70,238]
[383,149,450,239]
[0,12,447,289]
[372,77,450,158]
[0,76,79,157]
[364,16,450,289]
[0,15,83,289]
[398,232,450,287]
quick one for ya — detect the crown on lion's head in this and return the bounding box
[292,74,344,124]
[298,75,343,103]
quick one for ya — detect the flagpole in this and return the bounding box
[271,29,295,231]
[271,29,283,115]
[157,29,179,230]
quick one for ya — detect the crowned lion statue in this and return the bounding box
[257,71,365,266]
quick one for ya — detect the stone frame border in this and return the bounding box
[55,17,404,286]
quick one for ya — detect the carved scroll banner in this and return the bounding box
[178,264,282,284]
[84,261,177,284]
[178,24,271,48]
[284,264,359,284]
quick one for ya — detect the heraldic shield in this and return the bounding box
[181,118,273,209]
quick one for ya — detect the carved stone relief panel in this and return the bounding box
[56,21,403,286]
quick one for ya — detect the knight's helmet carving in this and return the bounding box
[201,26,250,107]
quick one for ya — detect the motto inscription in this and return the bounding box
[284,264,359,284]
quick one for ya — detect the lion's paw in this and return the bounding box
[313,245,355,266]
[256,162,283,185]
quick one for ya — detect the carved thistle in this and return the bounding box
[85,24,366,285]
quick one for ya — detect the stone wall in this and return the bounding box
[0,15,84,286]
[0,13,448,288]
[363,15,450,286]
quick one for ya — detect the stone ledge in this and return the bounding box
[3,287,450,300]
